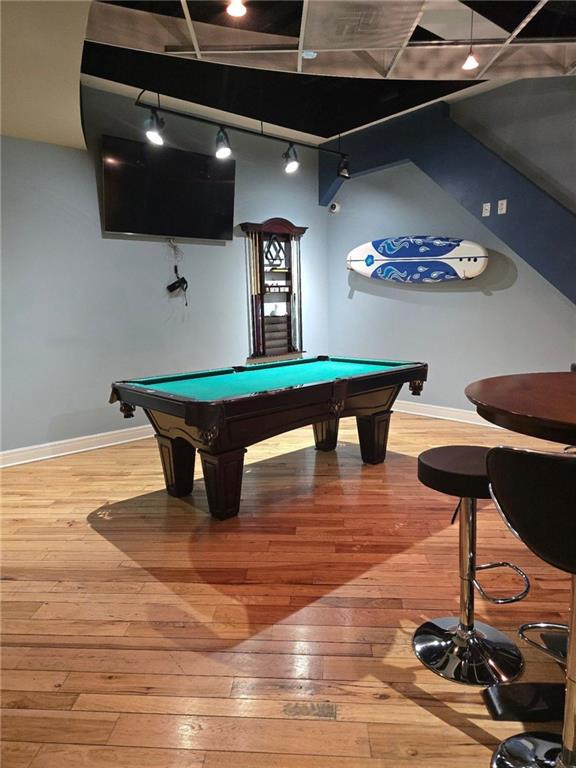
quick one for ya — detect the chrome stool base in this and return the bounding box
[491,732,563,768]
[413,617,524,686]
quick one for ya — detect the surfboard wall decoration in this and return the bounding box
[347,236,488,283]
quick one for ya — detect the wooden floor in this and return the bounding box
[1,413,567,768]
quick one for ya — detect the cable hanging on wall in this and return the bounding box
[166,238,188,306]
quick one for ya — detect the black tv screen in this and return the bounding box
[101,135,235,240]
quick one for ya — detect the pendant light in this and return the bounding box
[462,9,479,71]
[227,0,246,17]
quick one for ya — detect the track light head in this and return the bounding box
[462,49,479,70]
[337,155,350,179]
[215,127,232,159]
[145,109,165,146]
[227,0,246,17]
[283,143,299,174]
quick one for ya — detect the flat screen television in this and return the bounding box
[101,135,235,240]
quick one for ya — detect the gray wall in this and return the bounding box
[1,134,329,450]
[3,79,576,450]
[325,79,576,410]
[452,78,576,215]
[326,162,576,410]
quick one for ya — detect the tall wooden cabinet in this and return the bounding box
[240,218,307,360]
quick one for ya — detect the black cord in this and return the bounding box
[166,239,188,307]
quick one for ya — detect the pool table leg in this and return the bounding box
[156,436,196,497]
[199,448,247,520]
[313,418,340,451]
[356,410,392,464]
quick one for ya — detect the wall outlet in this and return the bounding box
[498,199,508,215]
[482,202,491,217]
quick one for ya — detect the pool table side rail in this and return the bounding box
[110,356,427,403]
[110,360,428,416]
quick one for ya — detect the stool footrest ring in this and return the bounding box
[473,561,530,604]
[518,622,568,667]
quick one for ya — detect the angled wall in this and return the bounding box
[320,81,576,305]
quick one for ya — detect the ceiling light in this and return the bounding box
[337,155,350,179]
[283,143,299,174]
[215,127,232,159]
[302,50,318,60]
[462,9,479,71]
[462,51,479,71]
[144,109,165,146]
[227,0,246,17]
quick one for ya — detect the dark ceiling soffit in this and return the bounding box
[81,42,479,138]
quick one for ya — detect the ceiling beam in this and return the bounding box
[475,0,549,78]
[179,0,202,60]
[385,0,427,78]
[297,0,310,73]
[164,35,576,57]
[354,50,387,78]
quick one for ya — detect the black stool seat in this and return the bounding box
[418,445,491,500]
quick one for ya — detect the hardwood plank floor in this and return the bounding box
[1,413,568,767]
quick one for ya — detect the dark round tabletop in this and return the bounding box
[465,372,576,445]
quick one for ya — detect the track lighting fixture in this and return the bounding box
[135,95,351,176]
[283,143,299,174]
[337,155,350,179]
[227,0,246,17]
[462,10,479,71]
[144,108,165,146]
[215,127,232,159]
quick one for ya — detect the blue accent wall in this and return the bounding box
[319,101,576,305]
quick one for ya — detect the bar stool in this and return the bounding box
[488,446,576,768]
[413,445,530,686]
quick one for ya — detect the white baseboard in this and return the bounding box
[395,399,497,427]
[1,401,495,469]
[0,425,154,468]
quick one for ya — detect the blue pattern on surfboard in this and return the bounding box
[371,260,459,283]
[372,236,462,258]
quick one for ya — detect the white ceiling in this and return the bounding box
[1,0,91,149]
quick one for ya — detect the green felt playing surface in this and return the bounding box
[133,358,411,401]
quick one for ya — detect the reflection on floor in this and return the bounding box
[1,413,567,767]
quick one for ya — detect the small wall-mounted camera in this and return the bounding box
[329,202,341,214]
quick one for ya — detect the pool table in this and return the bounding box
[110,355,428,519]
